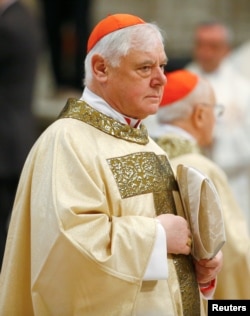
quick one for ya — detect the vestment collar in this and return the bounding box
[58,98,149,145]
[80,88,142,128]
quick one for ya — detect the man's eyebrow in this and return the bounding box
[137,57,168,66]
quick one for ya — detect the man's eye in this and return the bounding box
[160,64,166,72]
[140,66,151,72]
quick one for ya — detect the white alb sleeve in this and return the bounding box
[143,220,168,280]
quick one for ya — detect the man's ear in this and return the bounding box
[91,54,108,82]
[192,105,205,129]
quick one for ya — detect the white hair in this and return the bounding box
[84,23,165,86]
[157,77,212,123]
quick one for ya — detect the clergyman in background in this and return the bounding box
[156,69,250,299]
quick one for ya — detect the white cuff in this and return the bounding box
[143,220,168,280]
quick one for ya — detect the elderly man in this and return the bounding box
[156,69,250,300]
[0,14,222,315]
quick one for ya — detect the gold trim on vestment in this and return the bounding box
[156,134,201,159]
[58,98,149,144]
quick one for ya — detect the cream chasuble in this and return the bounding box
[157,133,250,300]
[0,99,206,316]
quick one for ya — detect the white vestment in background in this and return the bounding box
[186,59,250,230]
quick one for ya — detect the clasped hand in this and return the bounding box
[157,214,192,255]
[157,214,223,284]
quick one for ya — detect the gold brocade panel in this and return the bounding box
[107,152,200,316]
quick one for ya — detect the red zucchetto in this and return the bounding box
[160,70,199,107]
[87,14,146,53]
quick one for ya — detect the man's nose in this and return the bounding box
[152,67,166,86]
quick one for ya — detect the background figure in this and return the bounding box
[156,70,250,299]
[229,39,250,82]
[186,20,250,229]
[0,0,41,269]
[39,0,91,92]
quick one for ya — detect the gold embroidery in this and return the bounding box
[107,153,170,199]
[156,134,201,159]
[58,98,149,145]
[108,152,200,316]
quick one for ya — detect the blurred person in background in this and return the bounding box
[156,69,250,299]
[0,0,41,269]
[39,0,91,92]
[186,20,250,230]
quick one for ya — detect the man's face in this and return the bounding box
[193,25,230,73]
[103,41,167,119]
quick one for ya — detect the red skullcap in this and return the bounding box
[160,70,199,107]
[87,14,146,53]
